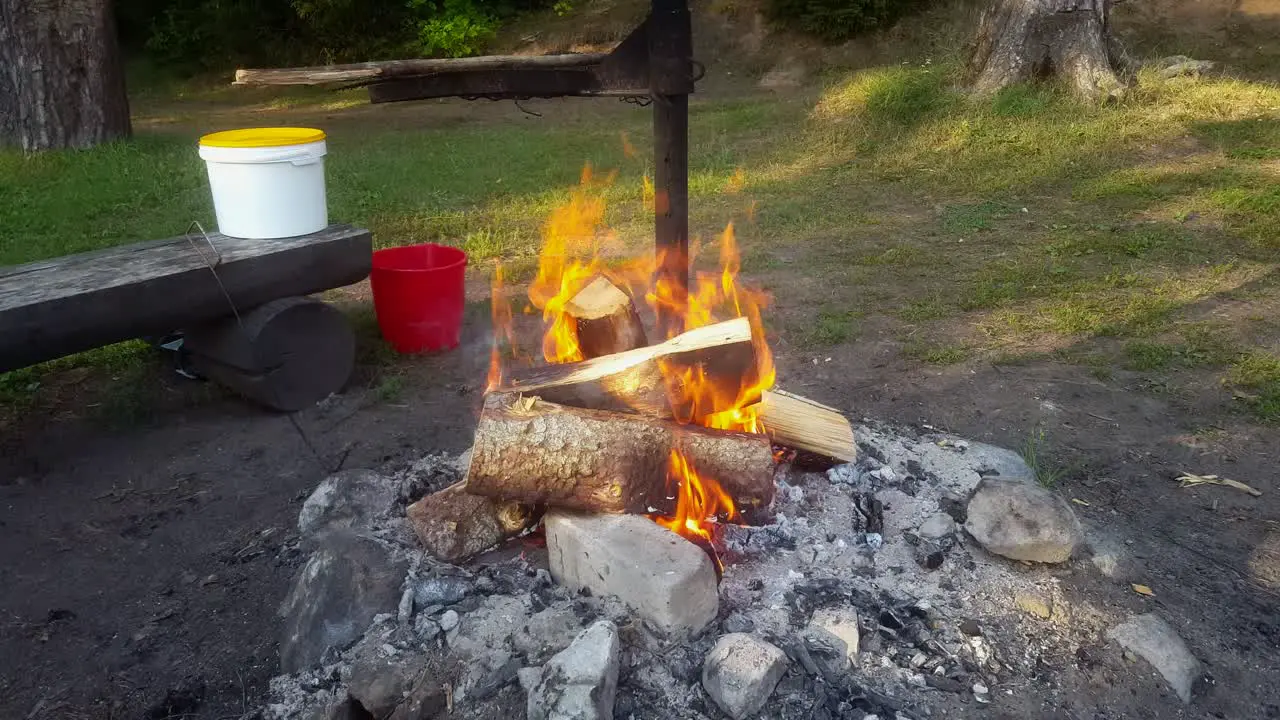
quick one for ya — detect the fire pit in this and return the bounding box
[262,173,1107,720]
[402,170,854,608]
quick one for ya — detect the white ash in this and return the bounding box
[262,428,1133,720]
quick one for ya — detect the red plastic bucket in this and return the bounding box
[370,243,468,353]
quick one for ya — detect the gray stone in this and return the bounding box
[514,605,584,664]
[701,634,789,720]
[278,532,408,673]
[545,512,717,635]
[1108,613,1201,703]
[968,443,1036,483]
[799,625,850,678]
[412,576,470,607]
[517,667,543,692]
[918,513,957,539]
[348,649,427,719]
[298,470,399,540]
[809,607,860,663]
[965,478,1082,563]
[414,614,441,642]
[527,620,620,720]
[449,595,528,659]
[438,610,459,632]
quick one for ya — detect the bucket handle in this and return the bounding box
[207,147,325,165]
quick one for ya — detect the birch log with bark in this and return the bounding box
[967,0,1131,101]
[464,393,775,513]
[0,0,131,150]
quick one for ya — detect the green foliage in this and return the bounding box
[415,0,498,58]
[766,0,931,42]
[117,0,557,72]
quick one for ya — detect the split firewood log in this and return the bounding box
[564,275,649,359]
[405,481,536,563]
[758,389,856,464]
[499,316,758,418]
[463,393,775,514]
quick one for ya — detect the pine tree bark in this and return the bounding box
[967,0,1131,101]
[0,0,131,151]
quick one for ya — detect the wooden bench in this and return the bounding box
[0,224,373,411]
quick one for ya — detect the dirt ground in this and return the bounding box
[2,277,1277,718]
[5,15,1280,713]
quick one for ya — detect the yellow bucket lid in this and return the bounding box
[199,127,326,148]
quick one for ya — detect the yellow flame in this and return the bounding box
[654,445,737,543]
[486,163,776,544]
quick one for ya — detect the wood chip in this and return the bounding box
[1132,584,1155,597]
[1176,471,1262,497]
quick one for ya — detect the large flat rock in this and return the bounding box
[545,512,717,636]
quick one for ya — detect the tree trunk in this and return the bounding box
[967,0,1130,101]
[0,0,131,150]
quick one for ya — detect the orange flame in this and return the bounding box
[654,445,738,543]
[487,163,775,545]
[487,261,514,391]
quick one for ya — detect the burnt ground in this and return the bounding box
[1,290,1277,719]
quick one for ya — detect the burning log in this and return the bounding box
[405,482,536,563]
[565,275,649,359]
[500,316,757,418]
[464,393,775,513]
[759,390,857,464]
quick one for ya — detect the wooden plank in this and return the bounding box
[0,225,372,373]
[234,53,608,86]
[366,67,614,103]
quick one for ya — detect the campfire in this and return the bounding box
[407,167,855,568]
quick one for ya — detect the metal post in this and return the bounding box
[649,0,693,337]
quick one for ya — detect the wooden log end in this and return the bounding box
[406,483,535,564]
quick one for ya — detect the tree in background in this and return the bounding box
[967,0,1131,100]
[0,0,131,150]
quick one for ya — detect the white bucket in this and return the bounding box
[198,127,329,239]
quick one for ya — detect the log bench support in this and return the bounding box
[0,224,373,410]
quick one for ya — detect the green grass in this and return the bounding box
[6,54,1280,424]
[1229,352,1280,422]
[795,308,862,348]
[904,340,970,365]
[1020,427,1067,488]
